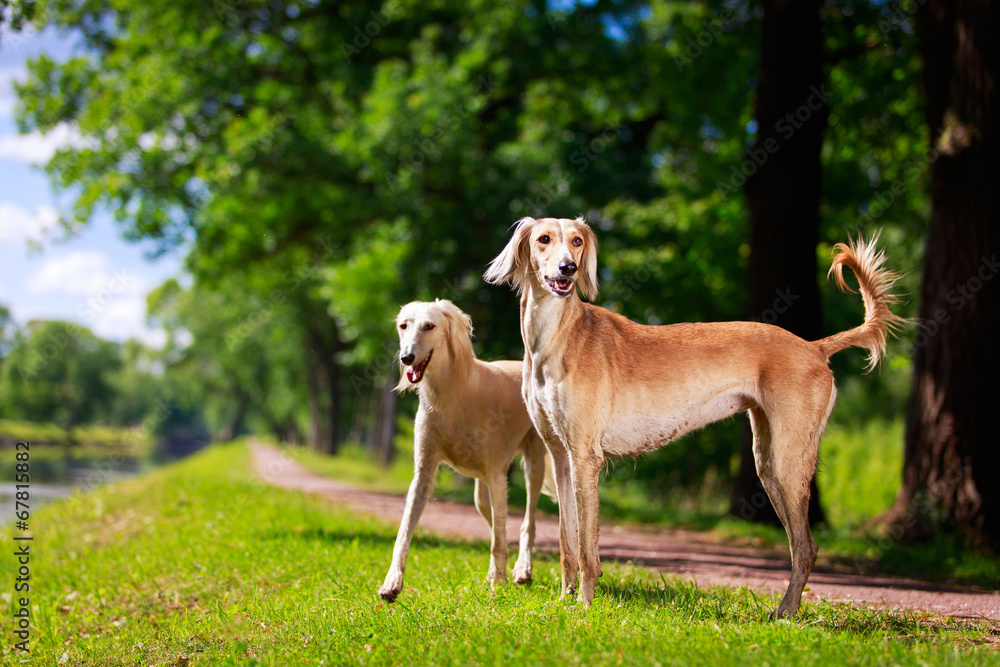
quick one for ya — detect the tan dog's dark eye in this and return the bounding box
[573,237,583,247]
[400,323,407,330]
[539,235,550,244]
[423,323,436,331]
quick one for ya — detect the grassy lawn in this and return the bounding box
[287,418,1000,589]
[3,442,998,665]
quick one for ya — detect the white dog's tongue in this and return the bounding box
[406,365,421,383]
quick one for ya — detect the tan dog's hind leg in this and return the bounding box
[751,382,832,618]
[513,435,546,584]
[485,472,509,589]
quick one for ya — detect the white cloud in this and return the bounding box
[0,200,61,247]
[0,122,88,165]
[89,295,163,347]
[29,249,111,295]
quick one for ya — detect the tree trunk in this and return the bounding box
[304,332,329,453]
[371,380,397,467]
[729,0,828,526]
[321,345,342,453]
[893,0,1000,548]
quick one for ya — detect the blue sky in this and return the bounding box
[0,23,184,347]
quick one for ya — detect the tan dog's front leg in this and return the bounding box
[485,472,509,589]
[573,451,603,607]
[378,453,439,602]
[545,437,579,598]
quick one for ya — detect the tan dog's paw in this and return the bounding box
[486,566,507,590]
[513,566,532,585]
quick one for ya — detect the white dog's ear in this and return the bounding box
[484,217,535,292]
[436,299,474,340]
[436,299,475,378]
[576,218,599,301]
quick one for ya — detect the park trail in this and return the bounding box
[252,443,1000,623]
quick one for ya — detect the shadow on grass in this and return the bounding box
[260,525,469,551]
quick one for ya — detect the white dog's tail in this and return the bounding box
[813,234,907,370]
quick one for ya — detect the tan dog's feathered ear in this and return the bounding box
[576,218,599,301]
[483,217,535,293]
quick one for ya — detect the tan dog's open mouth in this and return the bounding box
[546,276,574,296]
[406,350,433,383]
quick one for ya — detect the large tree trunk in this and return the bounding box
[893,0,1000,548]
[729,0,828,526]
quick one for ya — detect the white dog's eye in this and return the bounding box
[573,237,583,247]
[423,323,436,331]
[400,323,407,330]
[538,235,550,244]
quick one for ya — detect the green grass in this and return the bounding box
[287,417,1000,589]
[3,442,998,665]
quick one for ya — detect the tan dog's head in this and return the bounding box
[395,299,474,391]
[484,216,598,300]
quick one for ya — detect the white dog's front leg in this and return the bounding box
[513,443,546,584]
[485,473,509,589]
[378,456,438,602]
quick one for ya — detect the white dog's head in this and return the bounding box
[483,216,598,300]
[395,299,474,392]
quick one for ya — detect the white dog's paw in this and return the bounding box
[378,573,404,603]
[512,560,532,585]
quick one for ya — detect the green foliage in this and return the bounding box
[321,219,412,369]
[816,419,904,528]
[12,0,932,487]
[3,442,996,665]
[0,321,121,429]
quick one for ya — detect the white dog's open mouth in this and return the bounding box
[405,350,433,383]
[545,276,574,297]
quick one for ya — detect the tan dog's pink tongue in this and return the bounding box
[407,366,420,382]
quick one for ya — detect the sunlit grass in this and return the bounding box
[2,442,997,665]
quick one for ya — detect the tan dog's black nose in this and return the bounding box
[400,352,416,365]
[559,260,577,276]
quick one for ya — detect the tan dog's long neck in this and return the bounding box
[521,278,584,359]
[417,338,471,403]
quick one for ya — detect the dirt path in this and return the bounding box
[252,443,1000,622]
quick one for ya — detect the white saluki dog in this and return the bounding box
[378,299,551,602]
[484,217,904,617]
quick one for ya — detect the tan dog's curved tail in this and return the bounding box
[813,234,907,369]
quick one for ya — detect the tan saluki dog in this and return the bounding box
[484,217,904,617]
[378,299,551,602]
